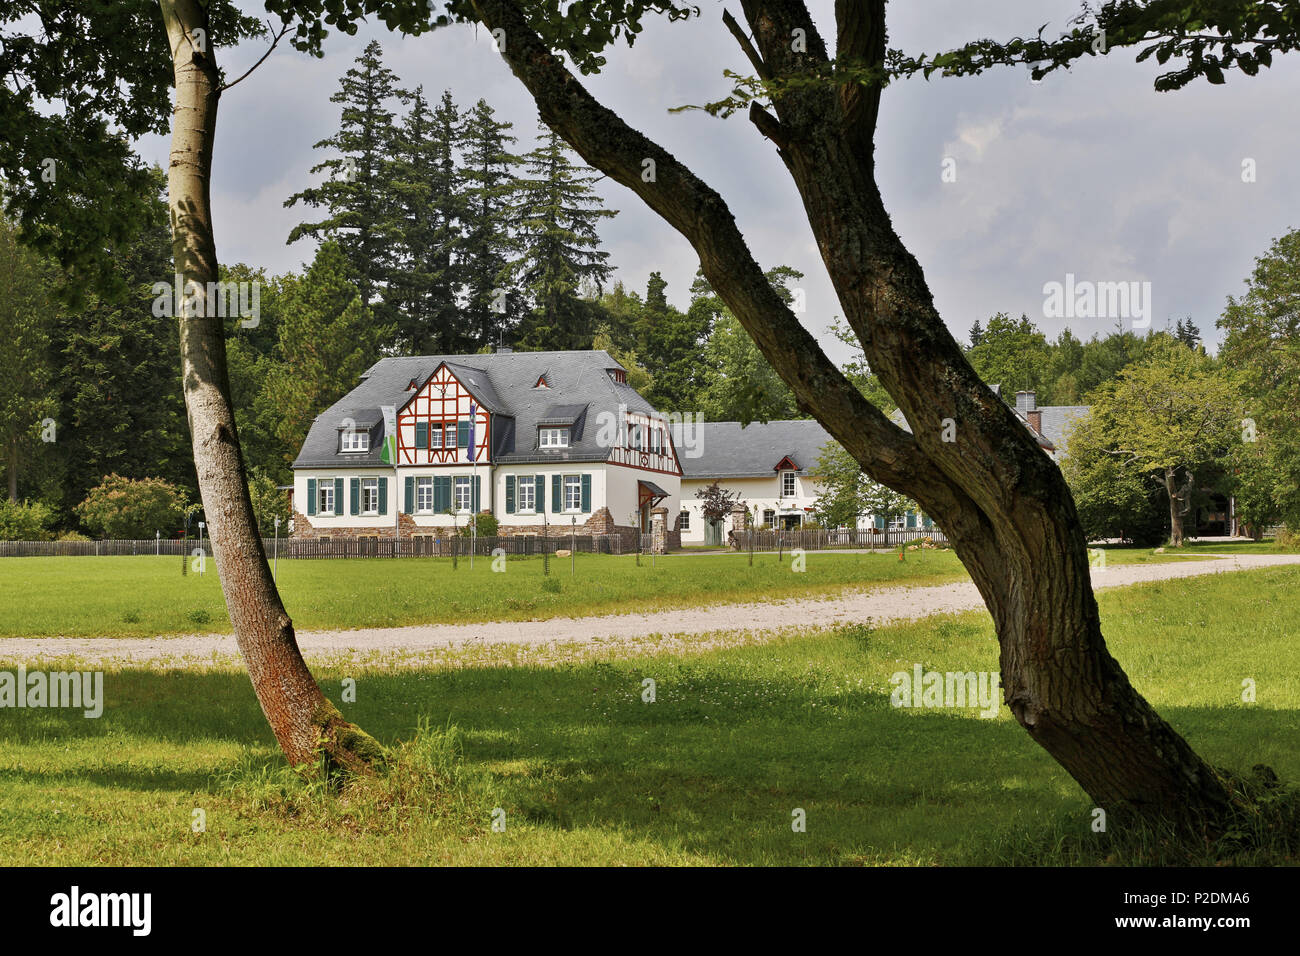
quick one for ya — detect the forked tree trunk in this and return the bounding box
[472,0,1243,830]
[158,0,380,772]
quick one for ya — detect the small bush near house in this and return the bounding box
[75,475,188,539]
[1273,528,1300,552]
[458,512,498,537]
[0,499,55,540]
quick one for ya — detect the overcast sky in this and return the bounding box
[134,1,1300,362]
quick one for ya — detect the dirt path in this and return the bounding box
[3,554,1298,666]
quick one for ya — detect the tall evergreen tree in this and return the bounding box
[460,99,526,350]
[387,87,468,353]
[638,271,711,411]
[284,40,404,325]
[510,122,617,350]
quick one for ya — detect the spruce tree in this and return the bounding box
[460,99,526,351]
[510,123,617,351]
[387,88,468,354]
[284,40,404,326]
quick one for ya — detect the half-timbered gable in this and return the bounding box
[396,362,494,467]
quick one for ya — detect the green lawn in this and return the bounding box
[0,551,973,638]
[0,545,1217,639]
[1,565,1295,865]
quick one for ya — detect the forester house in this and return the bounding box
[291,349,682,548]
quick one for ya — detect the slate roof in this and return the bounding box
[681,420,835,480]
[1037,406,1090,457]
[293,350,657,468]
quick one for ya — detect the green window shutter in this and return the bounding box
[874,514,885,530]
[457,421,469,448]
[472,476,481,513]
[505,475,516,514]
[416,422,428,449]
[404,476,414,515]
[581,473,591,513]
[307,478,317,516]
[350,478,359,516]
[552,474,562,512]
[379,477,388,514]
[535,475,544,510]
[436,476,451,512]
[334,478,344,512]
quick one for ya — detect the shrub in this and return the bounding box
[1273,528,1300,552]
[0,499,55,540]
[75,475,188,539]
[457,512,498,537]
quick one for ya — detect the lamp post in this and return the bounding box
[197,521,206,575]
[155,529,160,557]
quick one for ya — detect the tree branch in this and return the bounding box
[469,0,943,496]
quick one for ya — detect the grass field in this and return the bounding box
[0,551,972,638]
[1,565,1295,865]
[0,545,1213,639]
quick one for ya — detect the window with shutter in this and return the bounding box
[416,422,428,449]
[534,475,544,512]
[307,478,318,516]
[580,473,591,513]
[350,478,360,516]
[379,477,388,514]
[505,474,516,514]
[334,478,344,514]
[551,474,562,513]
[403,476,414,515]
[457,421,469,448]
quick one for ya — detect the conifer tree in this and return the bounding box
[510,123,616,350]
[284,39,404,325]
[387,88,468,353]
[460,99,526,351]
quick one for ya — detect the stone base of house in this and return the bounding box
[291,510,419,540]
[291,507,667,552]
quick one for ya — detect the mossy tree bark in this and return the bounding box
[157,0,380,773]
[470,0,1238,828]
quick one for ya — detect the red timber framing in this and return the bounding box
[396,363,492,467]
[774,455,799,472]
[606,409,682,477]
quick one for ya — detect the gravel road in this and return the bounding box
[2,553,1296,667]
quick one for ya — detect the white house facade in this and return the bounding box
[291,349,682,548]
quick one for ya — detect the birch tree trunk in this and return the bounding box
[158,0,380,772]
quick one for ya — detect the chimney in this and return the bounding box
[1027,409,1043,435]
[1015,390,1036,413]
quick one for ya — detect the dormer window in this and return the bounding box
[341,430,369,453]
[607,368,626,384]
[540,427,569,449]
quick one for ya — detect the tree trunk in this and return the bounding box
[158,0,380,773]
[6,437,16,503]
[1165,469,1184,547]
[470,0,1241,830]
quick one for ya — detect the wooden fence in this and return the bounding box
[727,527,950,552]
[0,534,627,559]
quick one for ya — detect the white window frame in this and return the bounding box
[517,477,536,513]
[429,424,443,449]
[888,513,907,530]
[781,471,797,497]
[540,427,569,448]
[318,483,335,516]
[417,477,433,513]
[341,430,369,453]
[764,509,776,527]
[361,477,379,515]
[679,509,690,530]
[455,476,473,513]
[564,474,582,512]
